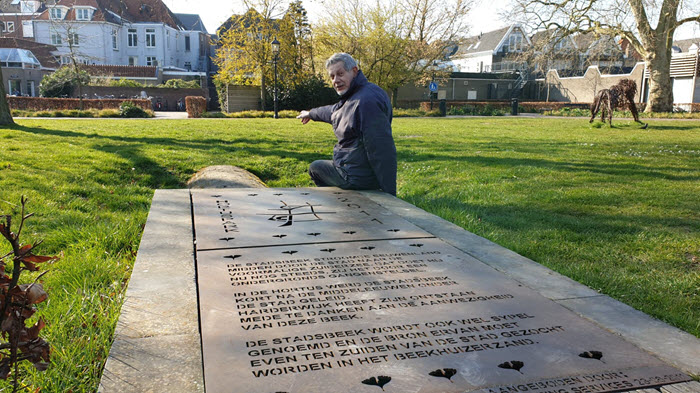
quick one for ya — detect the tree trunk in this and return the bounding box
[391,87,398,108]
[644,41,674,112]
[0,66,15,126]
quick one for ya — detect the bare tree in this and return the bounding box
[509,0,700,112]
[47,15,104,109]
[523,29,581,101]
[313,0,472,105]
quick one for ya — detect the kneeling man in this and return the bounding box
[297,53,397,196]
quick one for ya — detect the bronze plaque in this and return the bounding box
[190,188,435,251]
[192,189,689,393]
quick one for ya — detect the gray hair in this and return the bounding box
[325,53,357,71]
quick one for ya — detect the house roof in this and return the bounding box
[175,13,206,33]
[36,0,185,29]
[455,26,511,56]
[673,37,700,53]
[529,29,575,49]
[0,37,59,68]
[0,0,22,13]
[572,33,621,57]
[82,64,157,78]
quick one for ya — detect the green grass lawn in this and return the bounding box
[0,117,698,391]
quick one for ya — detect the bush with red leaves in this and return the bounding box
[185,96,206,118]
[0,197,58,392]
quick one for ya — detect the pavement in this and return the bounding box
[153,111,188,119]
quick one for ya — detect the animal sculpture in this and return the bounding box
[589,79,647,128]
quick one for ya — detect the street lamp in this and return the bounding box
[271,37,280,119]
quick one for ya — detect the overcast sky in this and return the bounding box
[162,0,697,39]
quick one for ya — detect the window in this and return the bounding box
[184,61,191,71]
[184,35,190,51]
[6,22,14,33]
[145,28,155,47]
[22,21,33,37]
[61,56,71,65]
[146,56,157,66]
[8,80,21,96]
[128,28,137,47]
[49,8,62,20]
[111,29,118,50]
[51,32,62,45]
[25,80,35,97]
[68,32,79,46]
[75,8,90,20]
[508,33,523,52]
[128,56,138,66]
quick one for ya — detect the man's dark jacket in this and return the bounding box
[309,70,397,195]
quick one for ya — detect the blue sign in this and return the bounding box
[429,81,438,92]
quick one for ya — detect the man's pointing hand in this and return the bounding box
[297,110,311,124]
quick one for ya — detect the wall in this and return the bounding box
[395,74,519,107]
[225,85,260,112]
[33,20,113,65]
[541,63,645,102]
[452,52,493,73]
[672,78,694,104]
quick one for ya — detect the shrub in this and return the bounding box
[119,101,150,118]
[264,75,338,111]
[7,96,151,111]
[447,104,508,116]
[201,111,227,118]
[185,96,206,118]
[97,109,120,118]
[394,108,441,117]
[159,79,200,89]
[109,78,144,88]
[39,66,91,98]
[9,108,128,118]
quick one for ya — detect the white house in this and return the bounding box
[12,0,209,77]
[668,38,700,106]
[451,25,530,73]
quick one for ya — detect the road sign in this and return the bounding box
[429,81,438,92]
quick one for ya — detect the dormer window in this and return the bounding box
[49,7,64,20]
[507,32,524,52]
[20,0,41,14]
[76,8,91,20]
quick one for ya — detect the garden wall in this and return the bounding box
[7,96,151,111]
[224,85,260,112]
[77,86,209,111]
[541,63,646,103]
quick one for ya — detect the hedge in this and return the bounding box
[185,96,206,118]
[7,96,151,111]
[418,100,700,113]
[419,100,592,112]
